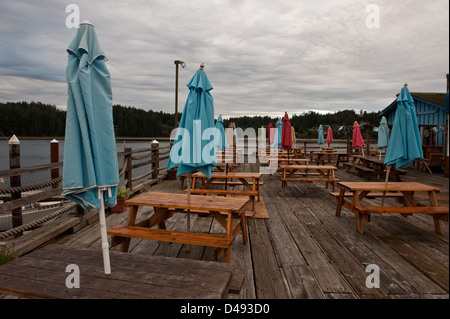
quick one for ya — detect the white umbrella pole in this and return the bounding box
[381,165,391,207]
[98,188,111,274]
[186,174,191,232]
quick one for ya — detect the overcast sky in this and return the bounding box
[0,0,448,119]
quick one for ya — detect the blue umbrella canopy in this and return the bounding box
[318,125,325,144]
[377,116,389,151]
[384,84,423,168]
[167,64,216,179]
[63,21,119,210]
[214,115,228,150]
[277,118,283,147]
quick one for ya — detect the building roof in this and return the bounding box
[379,92,447,117]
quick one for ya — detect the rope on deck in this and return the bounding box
[0,201,77,240]
[0,177,62,195]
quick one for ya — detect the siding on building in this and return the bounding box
[380,93,447,147]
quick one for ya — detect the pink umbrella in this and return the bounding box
[326,126,333,146]
[352,121,365,155]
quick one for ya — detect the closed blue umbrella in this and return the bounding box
[277,118,282,147]
[377,116,389,158]
[318,125,325,144]
[214,115,227,151]
[63,21,118,274]
[167,63,216,179]
[384,84,423,168]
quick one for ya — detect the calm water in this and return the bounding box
[0,138,348,171]
[0,139,170,171]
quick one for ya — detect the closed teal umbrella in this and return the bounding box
[167,64,217,179]
[318,125,325,144]
[277,118,282,147]
[384,84,423,168]
[63,21,118,274]
[377,116,389,159]
[214,115,227,151]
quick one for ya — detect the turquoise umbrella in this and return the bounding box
[384,84,423,168]
[167,64,217,179]
[214,115,227,151]
[277,118,282,147]
[62,21,118,274]
[318,125,325,144]
[377,116,389,159]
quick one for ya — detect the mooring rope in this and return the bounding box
[0,177,62,195]
[0,201,77,240]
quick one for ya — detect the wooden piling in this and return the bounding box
[50,139,59,188]
[151,140,159,180]
[9,135,22,228]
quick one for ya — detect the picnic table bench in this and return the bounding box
[280,165,339,193]
[334,181,449,234]
[188,171,262,213]
[108,192,250,263]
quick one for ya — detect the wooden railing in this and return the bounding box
[0,138,171,236]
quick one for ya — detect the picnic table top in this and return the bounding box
[0,244,236,299]
[125,191,249,213]
[349,155,386,163]
[192,171,262,178]
[337,181,440,192]
[280,165,338,170]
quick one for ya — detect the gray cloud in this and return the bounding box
[0,0,448,118]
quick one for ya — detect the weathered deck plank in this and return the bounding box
[2,160,448,300]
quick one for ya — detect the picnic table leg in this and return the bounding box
[118,205,139,252]
[240,210,248,245]
[428,191,443,234]
[355,212,363,234]
[331,170,336,192]
[335,188,345,216]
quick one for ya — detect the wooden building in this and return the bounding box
[379,79,449,174]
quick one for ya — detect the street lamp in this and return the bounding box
[174,60,186,127]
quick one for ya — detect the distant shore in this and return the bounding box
[0,136,172,141]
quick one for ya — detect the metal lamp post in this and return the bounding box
[174,60,186,127]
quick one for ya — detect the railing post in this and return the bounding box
[124,147,132,191]
[50,139,59,188]
[9,135,22,228]
[151,140,159,180]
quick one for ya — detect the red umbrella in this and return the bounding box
[268,122,274,145]
[326,126,333,146]
[281,112,292,151]
[352,121,365,155]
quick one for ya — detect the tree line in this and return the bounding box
[0,101,380,139]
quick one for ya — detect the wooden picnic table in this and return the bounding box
[0,244,240,299]
[334,181,449,235]
[280,165,339,193]
[107,192,250,263]
[344,155,407,181]
[310,150,349,167]
[189,171,262,213]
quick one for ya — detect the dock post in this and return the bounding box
[124,147,132,191]
[9,135,22,228]
[151,140,159,180]
[50,139,59,188]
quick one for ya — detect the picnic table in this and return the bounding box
[344,155,407,180]
[189,171,262,213]
[0,244,240,298]
[334,181,449,234]
[280,165,339,193]
[310,150,349,167]
[107,192,250,263]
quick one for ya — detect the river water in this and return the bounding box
[0,138,348,171]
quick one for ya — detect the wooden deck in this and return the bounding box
[2,161,448,299]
